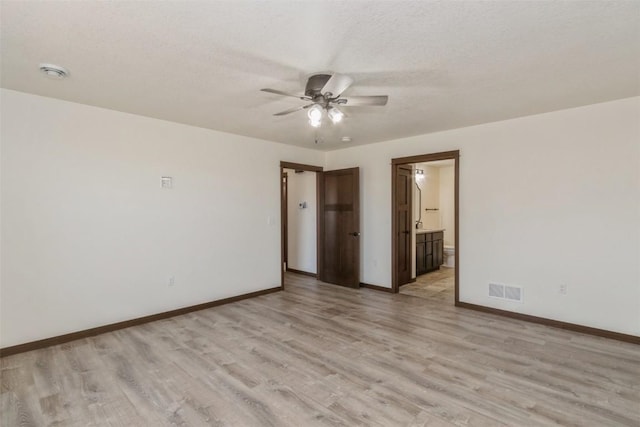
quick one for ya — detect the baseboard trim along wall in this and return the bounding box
[4,286,635,357]
[286,268,317,278]
[360,282,394,293]
[456,301,640,345]
[0,286,283,357]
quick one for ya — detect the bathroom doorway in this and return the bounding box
[391,151,459,304]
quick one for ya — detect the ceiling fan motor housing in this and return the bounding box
[305,74,332,97]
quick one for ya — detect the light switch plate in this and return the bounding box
[161,176,173,189]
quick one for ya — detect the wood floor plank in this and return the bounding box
[1,272,639,426]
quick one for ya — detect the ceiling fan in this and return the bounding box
[261,73,388,127]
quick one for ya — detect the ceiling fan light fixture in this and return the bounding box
[307,104,323,127]
[328,107,344,124]
[307,104,323,121]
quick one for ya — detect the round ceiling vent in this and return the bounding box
[39,63,69,79]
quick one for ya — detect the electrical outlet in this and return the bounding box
[169,276,175,287]
[559,284,567,295]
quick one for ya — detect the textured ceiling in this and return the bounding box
[1,1,639,151]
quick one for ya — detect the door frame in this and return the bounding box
[391,150,460,302]
[282,171,288,267]
[280,161,323,289]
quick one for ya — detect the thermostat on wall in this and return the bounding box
[161,176,173,189]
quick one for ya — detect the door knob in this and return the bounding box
[350,232,360,237]
[402,230,410,234]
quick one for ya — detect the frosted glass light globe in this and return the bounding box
[307,105,323,121]
[328,107,344,123]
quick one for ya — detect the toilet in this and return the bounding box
[443,245,455,268]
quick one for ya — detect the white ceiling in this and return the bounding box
[2,1,639,151]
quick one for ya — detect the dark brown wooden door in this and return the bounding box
[319,167,360,288]
[396,166,413,285]
[282,172,288,265]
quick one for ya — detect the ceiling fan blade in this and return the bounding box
[340,95,388,106]
[320,73,354,97]
[261,88,310,100]
[273,104,314,116]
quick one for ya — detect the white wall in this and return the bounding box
[2,90,638,345]
[438,166,455,246]
[417,164,440,230]
[0,89,324,347]
[326,97,640,336]
[284,169,317,274]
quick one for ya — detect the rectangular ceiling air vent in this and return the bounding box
[489,283,523,303]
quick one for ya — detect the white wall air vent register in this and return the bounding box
[489,283,523,303]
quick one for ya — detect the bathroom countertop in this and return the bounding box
[415,228,445,234]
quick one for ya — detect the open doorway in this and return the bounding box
[391,151,459,304]
[283,167,318,277]
[280,162,322,288]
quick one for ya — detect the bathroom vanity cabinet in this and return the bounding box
[416,230,444,275]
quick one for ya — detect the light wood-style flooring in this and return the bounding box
[2,272,639,426]
[400,268,455,302]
